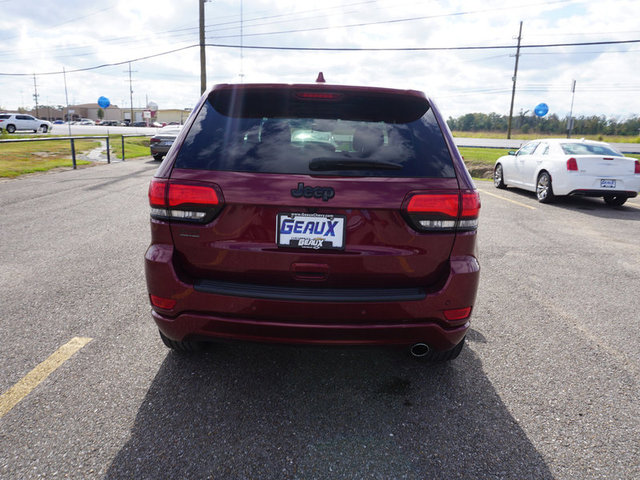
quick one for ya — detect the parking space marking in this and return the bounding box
[477,188,537,210]
[0,337,92,419]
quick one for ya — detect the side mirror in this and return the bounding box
[508,151,517,156]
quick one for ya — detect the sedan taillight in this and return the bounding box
[148,178,223,223]
[635,160,640,174]
[566,158,578,171]
[404,191,480,232]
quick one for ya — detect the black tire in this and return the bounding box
[536,171,555,203]
[417,336,466,362]
[494,163,507,189]
[152,154,164,162]
[603,195,627,206]
[6,124,16,133]
[159,330,204,353]
[40,125,48,133]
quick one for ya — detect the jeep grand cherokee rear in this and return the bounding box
[144,81,480,360]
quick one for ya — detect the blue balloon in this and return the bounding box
[98,96,111,109]
[534,103,549,117]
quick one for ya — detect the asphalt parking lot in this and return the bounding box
[1,158,638,479]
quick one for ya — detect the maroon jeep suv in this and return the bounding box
[145,79,480,360]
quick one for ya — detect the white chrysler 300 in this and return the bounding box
[493,138,640,206]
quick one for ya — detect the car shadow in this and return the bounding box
[104,342,552,479]
[500,187,640,220]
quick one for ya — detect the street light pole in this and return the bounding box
[567,80,576,138]
[199,0,207,95]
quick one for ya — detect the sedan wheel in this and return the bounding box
[603,195,627,207]
[6,124,16,133]
[494,164,507,189]
[536,171,555,203]
[40,125,48,133]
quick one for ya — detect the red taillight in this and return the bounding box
[635,160,640,174]
[443,306,472,321]
[407,193,459,217]
[168,184,219,207]
[567,157,578,171]
[150,295,176,310]
[150,137,161,144]
[405,191,480,232]
[148,179,167,206]
[149,178,222,223]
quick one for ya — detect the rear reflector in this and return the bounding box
[443,306,472,321]
[150,295,176,310]
[567,158,578,171]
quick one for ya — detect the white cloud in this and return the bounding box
[0,0,638,119]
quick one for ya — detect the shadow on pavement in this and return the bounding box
[104,341,552,479]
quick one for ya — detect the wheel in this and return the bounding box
[603,195,627,206]
[159,330,204,353]
[536,171,555,203]
[40,125,48,133]
[6,124,16,133]
[152,154,164,162]
[494,163,506,189]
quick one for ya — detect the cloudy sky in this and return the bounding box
[0,0,638,120]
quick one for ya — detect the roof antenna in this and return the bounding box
[315,72,326,83]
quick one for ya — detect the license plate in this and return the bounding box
[161,141,173,146]
[277,213,345,250]
[601,179,616,188]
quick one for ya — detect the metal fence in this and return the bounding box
[0,134,153,168]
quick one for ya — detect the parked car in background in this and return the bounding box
[0,113,52,133]
[494,138,640,205]
[149,126,181,161]
[132,121,147,127]
[100,120,120,126]
[145,79,480,361]
[78,118,95,125]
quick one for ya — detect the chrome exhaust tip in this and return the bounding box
[409,343,431,358]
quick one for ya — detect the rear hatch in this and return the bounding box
[156,85,476,291]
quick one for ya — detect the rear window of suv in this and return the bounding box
[174,86,456,178]
[0,114,10,119]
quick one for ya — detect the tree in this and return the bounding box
[97,108,104,120]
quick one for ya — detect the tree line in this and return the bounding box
[446,112,640,137]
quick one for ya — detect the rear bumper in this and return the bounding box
[568,189,637,198]
[145,244,479,350]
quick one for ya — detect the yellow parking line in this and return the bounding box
[0,337,92,419]
[477,189,537,210]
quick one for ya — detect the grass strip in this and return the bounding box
[110,135,151,159]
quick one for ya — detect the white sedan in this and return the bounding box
[493,138,640,206]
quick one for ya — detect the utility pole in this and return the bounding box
[199,0,207,94]
[567,80,576,138]
[507,21,523,140]
[126,62,136,124]
[63,66,71,136]
[33,74,40,118]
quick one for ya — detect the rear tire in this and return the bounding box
[6,124,16,133]
[536,171,555,203]
[159,330,204,353]
[603,195,627,206]
[494,164,506,189]
[153,154,164,162]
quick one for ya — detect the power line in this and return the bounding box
[1,38,639,77]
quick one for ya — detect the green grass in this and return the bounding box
[452,131,640,144]
[458,147,512,165]
[0,139,97,178]
[111,136,151,159]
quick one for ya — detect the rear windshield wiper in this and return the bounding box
[309,157,403,171]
